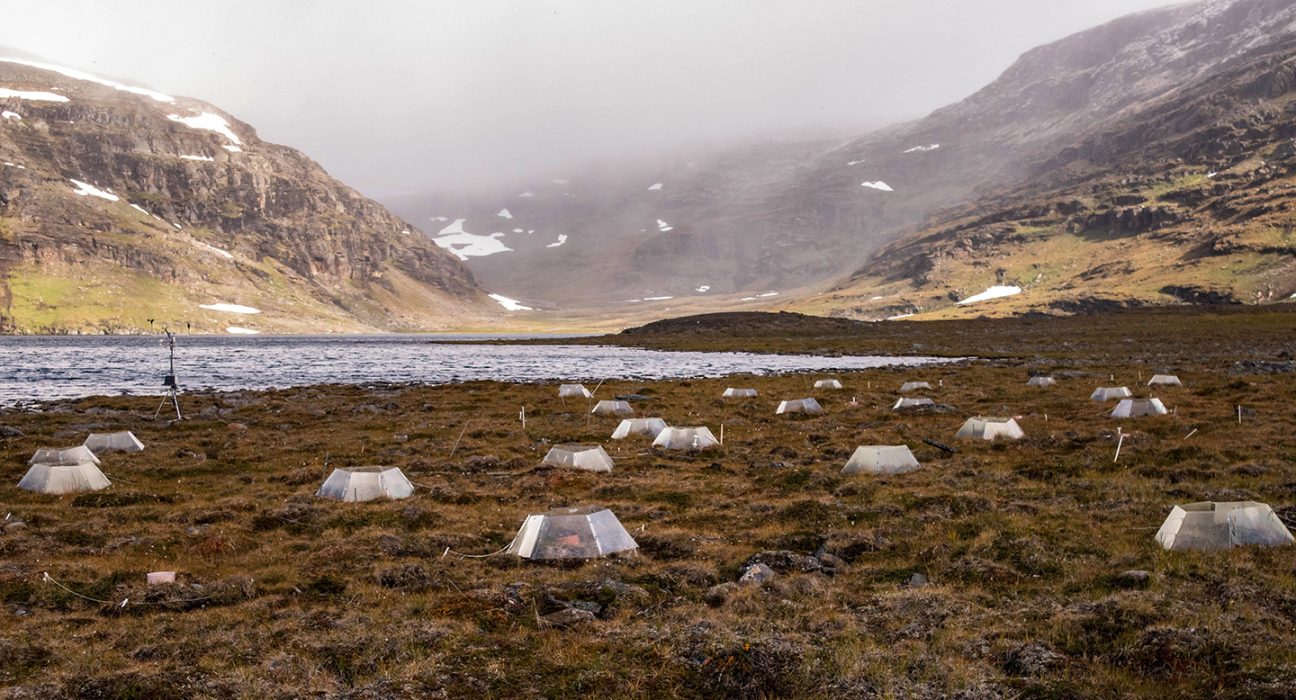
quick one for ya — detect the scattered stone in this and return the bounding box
[542,607,596,628]
[1114,570,1152,590]
[704,582,740,607]
[4,520,28,534]
[739,563,777,585]
[615,394,653,402]
[0,425,23,438]
[464,455,501,471]
[503,582,529,613]
[1002,641,1065,676]
[566,600,603,615]
[226,422,248,432]
[815,551,846,575]
[899,403,959,415]
[1230,360,1296,375]
[907,573,929,587]
[377,564,433,590]
[744,550,822,574]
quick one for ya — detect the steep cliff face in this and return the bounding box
[391,0,1296,313]
[0,56,488,333]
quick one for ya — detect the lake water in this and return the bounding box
[0,335,958,404]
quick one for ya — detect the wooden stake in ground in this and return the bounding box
[449,421,471,458]
[1114,428,1125,463]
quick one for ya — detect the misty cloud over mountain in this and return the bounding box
[2,0,1177,196]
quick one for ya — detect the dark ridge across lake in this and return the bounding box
[0,334,961,404]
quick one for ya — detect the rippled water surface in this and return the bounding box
[0,335,957,404]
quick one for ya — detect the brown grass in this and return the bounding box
[2,320,1296,697]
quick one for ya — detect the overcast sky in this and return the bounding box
[2,0,1180,197]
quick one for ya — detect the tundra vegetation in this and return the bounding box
[2,307,1296,698]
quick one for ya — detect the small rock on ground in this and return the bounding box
[739,563,777,585]
[542,608,596,628]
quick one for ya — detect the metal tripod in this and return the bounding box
[154,329,183,421]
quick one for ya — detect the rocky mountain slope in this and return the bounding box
[807,0,1296,320]
[0,55,489,334]
[391,0,1296,316]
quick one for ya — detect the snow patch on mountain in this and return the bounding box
[657,219,673,232]
[1,110,20,119]
[433,219,513,259]
[201,302,260,314]
[903,144,941,153]
[497,208,512,219]
[546,234,568,248]
[648,182,663,191]
[0,57,174,103]
[226,326,259,335]
[193,240,235,260]
[69,179,119,201]
[0,87,68,102]
[860,181,894,192]
[168,112,242,146]
[957,285,1022,305]
[488,293,532,311]
[179,154,214,162]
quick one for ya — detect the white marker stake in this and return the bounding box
[1237,405,1242,424]
[1114,430,1125,463]
[720,424,724,446]
[1184,428,1198,440]
[520,406,526,430]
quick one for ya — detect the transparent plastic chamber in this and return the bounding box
[1156,502,1295,551]
[652,427,719,450]
[29,445,100,466]
[1111,398,1167,418]
[84,431,145,453]
[955,417,1025,441]
[316,466,415,502]
[558,384,592,398]
[842,445,920,475]
[776,398,824,415]
[542,445,614,472]
[591,400,633,416]
[18,462,111,494]
[611,418,668,440]
[506,506,638,560]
